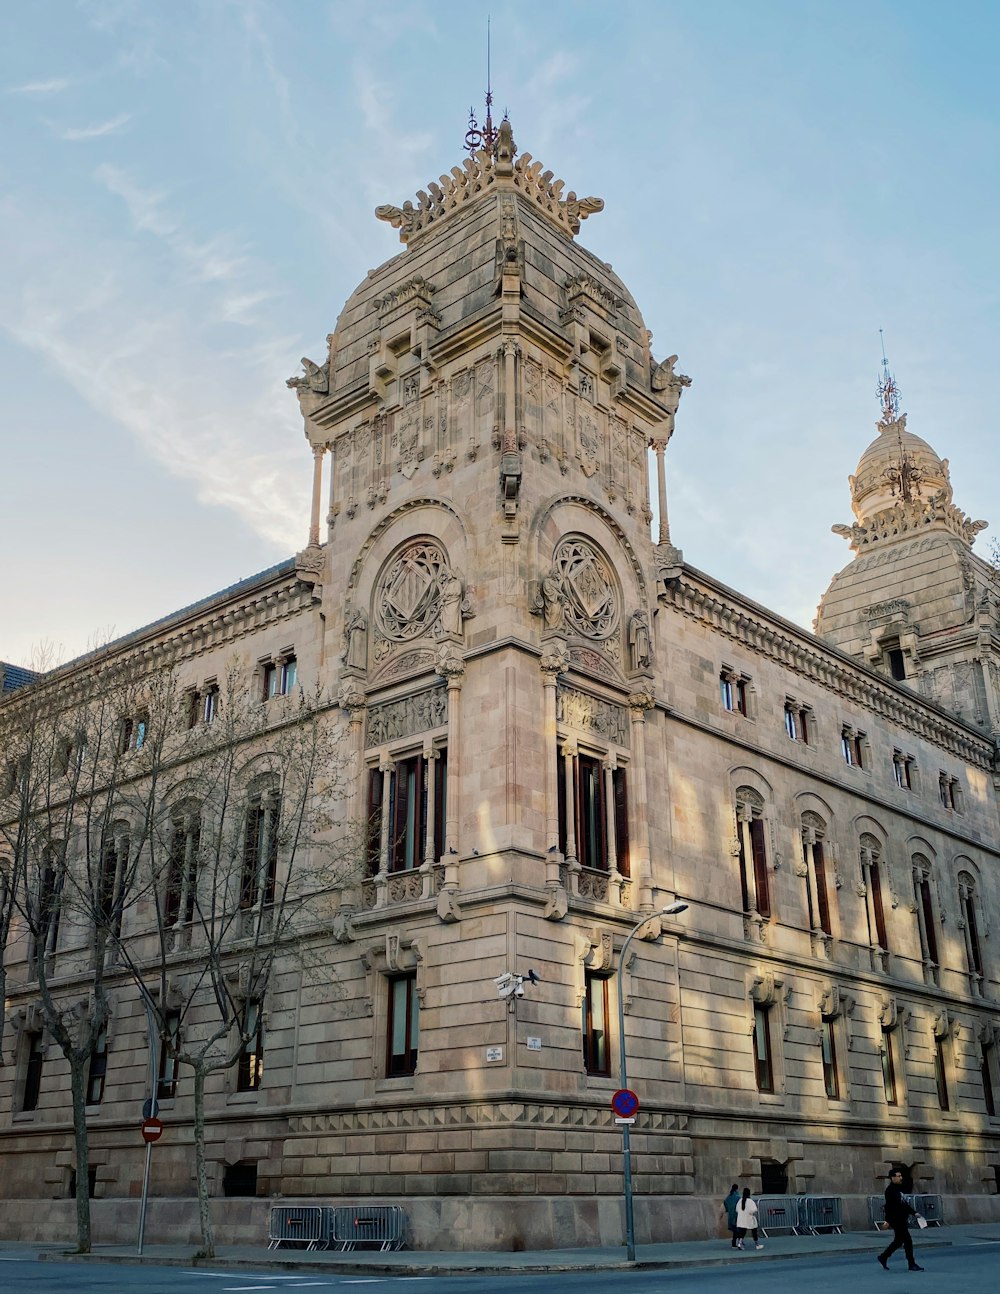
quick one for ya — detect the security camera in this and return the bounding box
[495,972,516,999]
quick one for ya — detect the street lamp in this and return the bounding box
[616,901,688,1262]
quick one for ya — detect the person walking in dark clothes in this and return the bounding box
[722,1184,740,1247]
[877,1170,924,1271]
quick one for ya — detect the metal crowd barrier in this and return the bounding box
[799,1195,843,1233]
[912,1193,944,1226]
[330,1204,407,1251]
[757,1195,802,1236]
[267,1205,331,1250]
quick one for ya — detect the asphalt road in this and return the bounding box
[2,1245,998,1294]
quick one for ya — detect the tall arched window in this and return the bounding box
[958,870,986,994]
[859,833,889,972]
[97,822,130,942]
[164,802,201,928]
[911,855,939,986]
[801,812,832,938]
[735,788,770,919]
[241,780,280,909]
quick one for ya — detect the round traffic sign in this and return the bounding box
[141,1117,164,1143]
[611,1088,639,1118]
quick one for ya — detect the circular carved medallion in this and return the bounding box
[553,537,620,639]
[375,540,448,642]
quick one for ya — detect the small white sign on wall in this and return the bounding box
[485,1046,503,1062]
[526,1037,542,1051]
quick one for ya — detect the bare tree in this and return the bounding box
[0,656,176,1251]
[107,664,356,1257]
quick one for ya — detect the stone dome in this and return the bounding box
[848,415,952,523]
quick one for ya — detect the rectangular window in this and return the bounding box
[752,1003,774,1093]
[264,657,297,700]
[887,647,906,681]
[186,690,201,729]
[737,805,770,919]
[893,750,912,789]
[366,767,384,876]
[721,672,750,716]
[576,754,607,871]
[748,818,770,918]
[582,973,610,1076]
[203,684,219,723]
[236,1000,264,1092]
[841,728,865,768]
[433,750,448,861]
[720,676,734,710]
[389,754,425,872]
[982,1044,996,1118]
[98,835,125,940]
[785,702,811,744]
[939,774,961,811]
[165,820,199,926]
[386,974,419,1077]
[881,1028,898,1106]
[934,1035,950,1112]
[613,767,630,877]
[86,1028,108,1105]
[821,1018,839,1099]
[157,1012,181,1101]
[22,1033,44,1113]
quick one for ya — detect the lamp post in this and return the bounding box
[616,901,688,1262]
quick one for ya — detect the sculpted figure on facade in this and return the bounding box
[286,356,330,395]
[628,609,652,671]
[650,353,691,434]
[342,606,369,671]
[531,571,567,631]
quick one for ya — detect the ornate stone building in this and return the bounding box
[1,120,999,1249]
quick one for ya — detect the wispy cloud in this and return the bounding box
[9,78,71,97]
[59,112,131,141]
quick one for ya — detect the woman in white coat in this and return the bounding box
[735,1187,764,1250]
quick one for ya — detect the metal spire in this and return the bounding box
[877,328,901,426]
[877,332,921,501]
[464,17,500,157]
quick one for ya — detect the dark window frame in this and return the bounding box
[582,972,611,1077]
[386,973,419,1078]
[752,1002,774,1093]
[236,1000,264,1092]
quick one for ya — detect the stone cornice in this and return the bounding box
[663,568,996,769]
[0,564,314,716]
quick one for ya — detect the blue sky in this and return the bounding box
[3,1,999,666]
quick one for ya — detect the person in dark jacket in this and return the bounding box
[877,1170,924,1271]
[722,1184,740,1247]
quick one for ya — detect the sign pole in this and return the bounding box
[137,1139,153,1255]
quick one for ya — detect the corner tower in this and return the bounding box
[815,374,1000,734]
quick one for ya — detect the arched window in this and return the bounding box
[859,833,889,971]
[98,822,130,941]
[801,812,832,937]
[911,855,939,985]
[735,788,769,919]
[958,870,986,992]
[240,780,280,909]
[164,802,201,928]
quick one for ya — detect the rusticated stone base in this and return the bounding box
[0,1193,998,1251]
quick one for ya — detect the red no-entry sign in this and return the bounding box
[141,1117,164,1143]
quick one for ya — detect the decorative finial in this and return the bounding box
[877,328,901,427]
[465,17,501,157]
[877,333,922,502]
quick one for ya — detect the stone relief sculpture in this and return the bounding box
[650,353,691,435]
[531,571,567,631]
[342,606,369,671]
[553,537,619,639]
[286,356,330,395]
[372,541,468,657]
[628,609,652,671]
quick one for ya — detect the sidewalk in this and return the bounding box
[11,1222,1000,1275]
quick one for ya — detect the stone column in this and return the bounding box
[628,691,656,913]
[604,756,623,905]
[422,744,438,870]
[437,647,465,857]
[650,437,670,545]
[540,642,568,881]
[376,756,393,906]
[326,439,338,529]
[561,738,578,871]
[309,445,325,547]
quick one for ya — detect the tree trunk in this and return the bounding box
[193,1063,215,1258]
[69,1062,92,1253]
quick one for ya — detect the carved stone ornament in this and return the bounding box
[539,639,571,677]
[375,540,466,645]
[286,356,329,395]
[557,685,629,746]
[549,537,620,639]
[366,685,447,746]
[375,120,604,246]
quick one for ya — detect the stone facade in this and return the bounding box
[1,122,999,1250]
